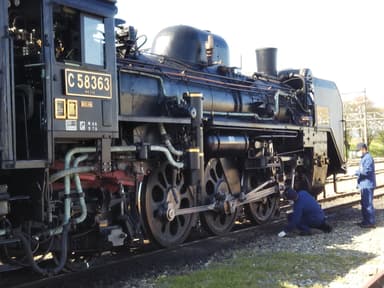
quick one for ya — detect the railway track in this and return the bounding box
[3,182,384,288]
[326,168,384,184]
[322,160,384,198]
[2,159,383,286]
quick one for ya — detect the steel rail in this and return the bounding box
[2,183,384,287]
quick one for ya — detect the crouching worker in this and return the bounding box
[277,187,332,238]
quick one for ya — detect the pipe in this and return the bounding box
[63,148,97,227]
[291,168,296,189]
[204,90,283,121]
[73,155,88,224]
[205,111,261,117]
[58,145,137,166]
[48,144,179,236]
[61,147,129,227]
[159,123,184,157]
[118,69,168,97]
[273,90,280,118]
[16,224,70,276]
[206,135,249,155]
[281,70,312,114]
[149,145,184,169]
[48,147,97,235]
[48,166,94,236]
[49,166,95,184]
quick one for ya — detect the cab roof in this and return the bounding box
[53,0,117,17]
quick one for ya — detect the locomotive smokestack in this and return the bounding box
[255,47,277,76]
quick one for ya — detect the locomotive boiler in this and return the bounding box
[0,0,345,275]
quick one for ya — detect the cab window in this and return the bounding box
[83,16,105,66]
[53,5,105,67]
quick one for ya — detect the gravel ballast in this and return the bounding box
[124,196,384,288]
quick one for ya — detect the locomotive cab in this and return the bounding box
[0,0,118,169]
[1,0,47,164]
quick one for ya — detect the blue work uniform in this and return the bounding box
[284,190,326,233]
[355,152,376,225]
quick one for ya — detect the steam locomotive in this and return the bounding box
[0,0,345,275]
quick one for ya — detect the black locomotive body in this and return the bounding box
[0,0,345,274]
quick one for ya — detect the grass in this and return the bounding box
[348,139,384,158]
[369,140,384,158]
[154,251,369,288]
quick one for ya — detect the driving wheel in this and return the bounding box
[141,162,196,247]
[245,194,279,224]
[200,158,238,235]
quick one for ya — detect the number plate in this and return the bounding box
[65,69,112,99]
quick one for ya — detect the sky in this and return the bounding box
[116,0,384,106]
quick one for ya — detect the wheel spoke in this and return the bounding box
[141,162,196,247]
[200,159,237,235]
[245,195,279,224]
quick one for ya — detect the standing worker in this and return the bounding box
[355,142,376,228]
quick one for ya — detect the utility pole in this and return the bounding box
[363,88,368,145]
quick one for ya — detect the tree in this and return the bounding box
[377,130,384,143]
[343,95,384,152]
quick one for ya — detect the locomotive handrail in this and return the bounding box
[119,68,168,97]
[24,63,45,68]
[165,70,282,93]
[123,52,283,87]
[119,57,293,95]
[127,63,312,120]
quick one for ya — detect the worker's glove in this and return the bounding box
[278,231,287,238]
